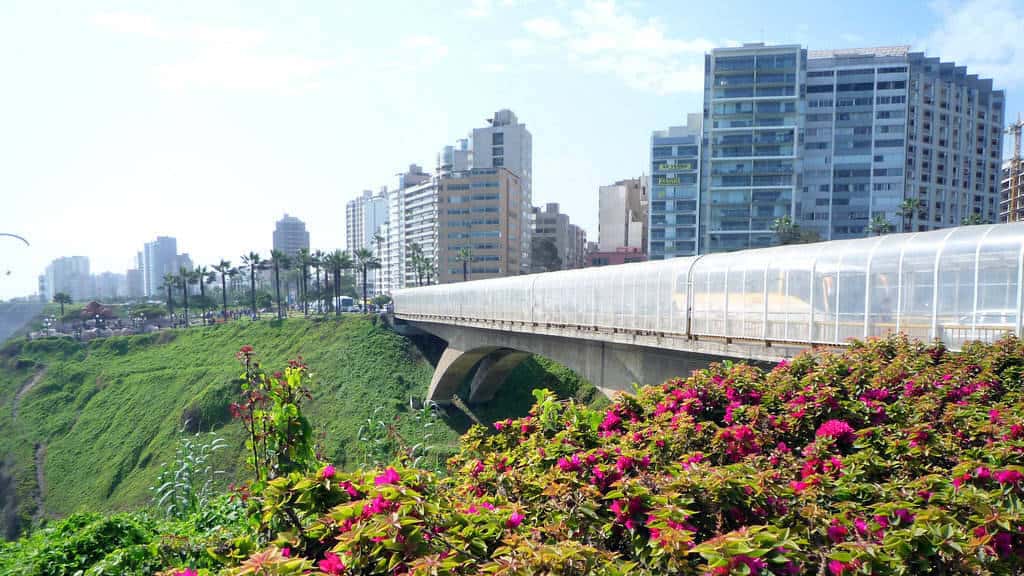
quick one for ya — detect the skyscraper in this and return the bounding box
[272,214,310,259]
[437,168,524,283]
[44,256,91,301]
[697,43,1005,252]
[142,236,178,297]
[385,165,436,291]
[650,114,702,258]
[346,188,389,254]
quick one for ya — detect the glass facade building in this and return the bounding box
[650,113,701,258]
[702,44,804,253]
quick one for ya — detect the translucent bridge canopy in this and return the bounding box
[393,223,1024,350]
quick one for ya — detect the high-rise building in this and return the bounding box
[142,236,178,297]
[697,43,1005,252]
[1001,118,1024,222]
[803,46,1004,237]
[702,44,803,252]
[384,165,435,291]
[125,268,144,299]
[44,256,91,301]
[346,188,389,254]
[650,114,702,258]
[437,168,524,283]
[598,178,648,252]
[272,214,310,259]
[94,272,124,301]
[531,203,587,271]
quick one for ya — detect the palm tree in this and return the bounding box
[296,248,310,316]
[354,247,379,310]
[900,198,922,232]
[868,215,894,236]
[407,242,424,287]
[456,247,473,282]
[161,272,176,318]
[770,215,800,245]
[373,232,385,293]
[53,292,72,329]
[194,265,210,323]
[311,249,324,314]
[241,252,264,319]
[269,250,292,320]
[179,266,194,327]
[337,251,353,313]
[212,260,234,321]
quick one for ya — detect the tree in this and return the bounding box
[456,247,474,281]
[296,248,310,316]
[354,247,379,310]
[212,260,234,321]
[241,252,265,319]
[311,250,324,314]
[962,213,986,226]
[161,272,177,318]
[194,265,211,322]
[900,198,922,232]
[530,238,561,273]
[770,215,802,245]
[868,215,894,236]
[407,242,424,287]
[269,250,292,320]
[52,292,72,328]
[178,267,193,327]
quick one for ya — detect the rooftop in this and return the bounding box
[809,45,910,59]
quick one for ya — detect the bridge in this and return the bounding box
[392,223,1024,404]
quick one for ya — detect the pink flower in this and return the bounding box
[790,480,808,493]
[815,420,856,446]
[281,547,290,557]
[827,521,848,543]
[976,466,992,481]
[893,508,915,525]
[321,464,336,479]
[173,570,197,576]
[828,560,851,575]
[557,454,582,472]
[989,409,1002,424]
[374,467,400,486]
[319,551,345,575]
[996,469,1024,485]
[506,511,524,528]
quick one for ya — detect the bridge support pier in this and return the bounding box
[419,322,732,406]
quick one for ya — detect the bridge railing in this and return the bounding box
[394,223,1024,351]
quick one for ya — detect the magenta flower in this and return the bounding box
[828,560,852,575]
[893,508,915,525]
[995,469,1024,485]
[281,546,290,557]
[321,464,336,479]
[319,551,346,575]
[506,511,524,528]
[827,521,849,543]
[374,467,400,486]
[815,419,856,445]
[173,570,197,576]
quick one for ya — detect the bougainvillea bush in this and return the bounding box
[171,335,1022,574]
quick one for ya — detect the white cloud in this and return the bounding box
[524,17,567,39]
[522,0,713,94]
[921,0,1024,87]
[91,12,332,93]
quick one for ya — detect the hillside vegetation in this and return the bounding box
[0,315,597,540]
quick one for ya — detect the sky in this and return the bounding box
[1,0,1023,300]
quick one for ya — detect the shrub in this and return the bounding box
[200,335,1024,575]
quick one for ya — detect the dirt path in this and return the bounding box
[32,443,45,523]
[13,367,46,421]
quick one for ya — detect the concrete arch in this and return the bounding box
[420,321,729,405]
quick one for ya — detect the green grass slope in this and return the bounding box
[0,317,458,533]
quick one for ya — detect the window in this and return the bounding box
[492,132,503,145]
[492,146,504,157]
[493,157,504,167]
[807,84,834,93]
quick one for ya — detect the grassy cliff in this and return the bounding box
[0,315,598,538]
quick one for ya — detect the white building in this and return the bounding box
[44,256,91,302]
[385,165,438,291]
[142,236,178,297]
[346,188,389,254]
[598,178,648,252]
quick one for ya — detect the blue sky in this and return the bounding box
[1,0,1023,300]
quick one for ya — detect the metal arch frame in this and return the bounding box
[929,228,959,341]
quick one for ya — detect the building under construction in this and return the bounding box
[1001,117,1024,222]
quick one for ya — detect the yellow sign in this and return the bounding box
[656,177,681,185]
[657,162,694,171]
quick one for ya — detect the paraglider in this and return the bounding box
[1,232,30,277]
